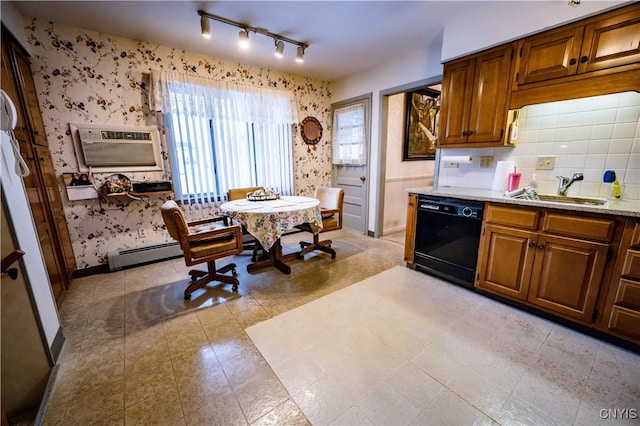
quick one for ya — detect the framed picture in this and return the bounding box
[403,88,440,161]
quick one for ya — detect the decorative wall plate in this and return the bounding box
[301,116,323,146]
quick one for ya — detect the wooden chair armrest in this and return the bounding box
[186,217,226,227]
[321,208,340,215]
[187,225,241,243]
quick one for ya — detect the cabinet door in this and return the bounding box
[404,194,417,263]
[516,26,584,85]
[476,224,537,301]
[438,57,475,145]
[9,41,49,147]
[528,234,608,323]
[467,45,512,144]
[578,7,640,74]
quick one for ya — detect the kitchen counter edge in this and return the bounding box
[407,186,640,218]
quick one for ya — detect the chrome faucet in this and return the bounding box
[556,173,584,195]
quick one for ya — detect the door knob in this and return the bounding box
[360,176,366,182]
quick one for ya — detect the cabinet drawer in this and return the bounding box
[542,213,615,242]
[614,278,640,311]
[622,249,640,280]
[485,204,539,229]
[631,222,640,249]
[607,306,640,341]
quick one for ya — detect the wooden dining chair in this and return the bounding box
[161,200,243,300]
[296,186,345,259]
[227,186,265,261]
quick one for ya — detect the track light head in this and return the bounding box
[200,16,211,38]
[238,29,250,49]
[296,46,305,63]
[274,40,285,58]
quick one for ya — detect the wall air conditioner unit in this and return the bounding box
[70,123,163,173]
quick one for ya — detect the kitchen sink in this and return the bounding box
[535,194,608,206]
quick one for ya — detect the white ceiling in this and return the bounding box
[7,0,481,82]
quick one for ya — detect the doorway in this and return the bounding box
[331,93,372,235]
[376,77,442,241]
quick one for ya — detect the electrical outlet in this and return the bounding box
[536,156,556,170]
[480,156,494,168]
[138,228,147,238]
[443,162,459,169]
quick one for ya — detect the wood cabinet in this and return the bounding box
[2,26,76,305]
[599,220,640,345]
[510,3,640,107]
[476,203,618,324]
[404,194,417,264]
[515,4,640,87]
[438,44,514,147]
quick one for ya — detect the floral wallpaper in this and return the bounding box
[23,18,334,269]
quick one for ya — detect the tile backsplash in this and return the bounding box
[438,91,640,201]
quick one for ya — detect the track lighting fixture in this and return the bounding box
[200,16,211,38]
[238,29,250,49]
[274,40,285,58]
[198,10,308,63]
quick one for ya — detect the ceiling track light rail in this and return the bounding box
[198,10,308,62]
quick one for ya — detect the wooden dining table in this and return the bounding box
[220,196,323,274]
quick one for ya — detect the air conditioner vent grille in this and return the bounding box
[101,131,151,141]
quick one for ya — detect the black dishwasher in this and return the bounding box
[413,195,484,288]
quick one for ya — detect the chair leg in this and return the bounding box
[298,234,336,259]
[184,260,240,300]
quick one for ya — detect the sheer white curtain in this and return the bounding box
[332,102,366,165]
[151,71,297,206]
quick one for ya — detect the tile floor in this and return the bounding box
[247,266,640,425]
[41,228,639,425]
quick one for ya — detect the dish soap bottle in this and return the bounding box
[529,174,537,190]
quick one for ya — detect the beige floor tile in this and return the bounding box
[251,398,310,426]
[124,386,184,425]
[355,381,421,425]
[44,229,640,425]
[184,389,247,425]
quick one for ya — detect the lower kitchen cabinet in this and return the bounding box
[527,233,609,322]
[404,194,417,264]
[599,219,640,345]
[476,203,620,325]
[476,224,536,301]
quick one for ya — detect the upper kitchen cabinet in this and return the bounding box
[511,3,640,107]
[438,43,514,148]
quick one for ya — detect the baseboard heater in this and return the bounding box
[108,242,183,271]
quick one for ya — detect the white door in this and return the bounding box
[331,94,371,235]
[334,165,367,232]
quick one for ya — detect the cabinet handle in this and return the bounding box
[467,130,474,136]
[537,244,544,250]
[569,58,577,66]
[462,131,469,136]
[528,242,535,248]
[580,56,588,63]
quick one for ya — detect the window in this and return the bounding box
[153,71,297,205]
[332,102,367,165]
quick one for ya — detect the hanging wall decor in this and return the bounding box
[301,116,322,152]
[403,88,440,160]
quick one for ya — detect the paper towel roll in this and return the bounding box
[492,160,515,192]
[441,155,472,164]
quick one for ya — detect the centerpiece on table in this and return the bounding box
[246,188,280,201]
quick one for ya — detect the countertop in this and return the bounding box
[408,186,640,218]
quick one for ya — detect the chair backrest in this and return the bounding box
[227,186,264,201]
[314,186,345,230]
[161,200,188,244]
[315,186,344,211]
